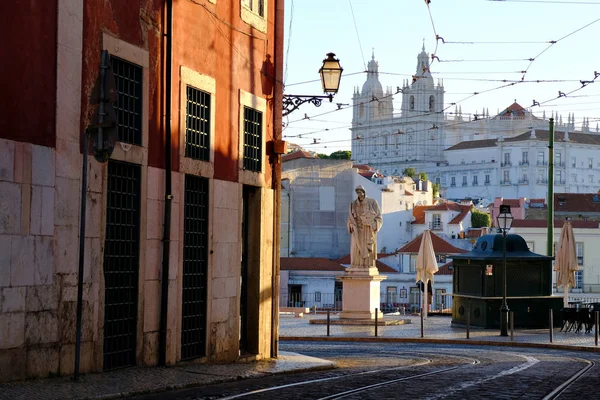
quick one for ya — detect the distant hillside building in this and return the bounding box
[281,154,434,258]
[351,47,600,204]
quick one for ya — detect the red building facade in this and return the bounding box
[0,0,283,381]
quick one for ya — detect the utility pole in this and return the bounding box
[547,118,554,257]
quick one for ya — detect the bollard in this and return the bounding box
[466,308,470,339]
[549,309,553,343]
[594,311,600,346]
[510,311,514,340]
[375,308,378,337]
[420,307,424,338]
[327,310,330,337]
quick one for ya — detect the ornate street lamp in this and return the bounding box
[282,52,343,116]
[497,204,514,336]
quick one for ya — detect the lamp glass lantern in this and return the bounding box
[497,210,514,232]
[319,53,343,94]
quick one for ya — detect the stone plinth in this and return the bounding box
[338,267,386,320]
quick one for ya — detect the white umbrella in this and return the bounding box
[554,221,578,307]
[416,230,439,318]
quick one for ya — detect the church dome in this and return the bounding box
[361,52,383,97]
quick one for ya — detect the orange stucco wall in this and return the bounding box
[171,1,275,183]
[80,0,275,184]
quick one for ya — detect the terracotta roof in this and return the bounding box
[412,205,430,224]
[529,198,545,205]
[282,150,315,162]
[335,255,397,273]
[353,164,373,171]
[437,261,454,275]
[501,199,521,208]
[512,219,600,229]
[444,138,497,151]
[413,202,470,225]
[397,232,469,254]
[281,257,346,271]
[465,228,488,238]
[495,102,532,118]
[446,129,600,153]
[555,193,600,213]
[404,190,414,196]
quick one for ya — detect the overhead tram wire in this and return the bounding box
[283,0,294,84]
[519,16,600,81]
[348,0,367,72]
[285,3,599,142]
[489,0,600,4]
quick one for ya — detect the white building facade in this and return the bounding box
[351,47,600,205]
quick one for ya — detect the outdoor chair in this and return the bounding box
[560,308,577,332]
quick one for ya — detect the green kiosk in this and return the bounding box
[451,233,563,329]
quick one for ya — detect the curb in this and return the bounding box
[86,361,337,400]
[280,336,600,353]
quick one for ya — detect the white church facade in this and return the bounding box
[351,46,600,203]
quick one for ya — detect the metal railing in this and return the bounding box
[519,161,529,166]
[501,161,512,167]
[281,293,342,312]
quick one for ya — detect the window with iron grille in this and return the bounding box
[185,85,211,161]
[111,56,143,145]
[243,106,262,172]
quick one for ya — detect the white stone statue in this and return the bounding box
[347,185,382,268]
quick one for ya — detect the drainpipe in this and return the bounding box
[271,0,284,358]
[159,0,173,366]
[547,118,554,257]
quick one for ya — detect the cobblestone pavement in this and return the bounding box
[132,342,600,400]
[1,314,599,400]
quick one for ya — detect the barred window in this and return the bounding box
[243,106,262,172]
[111,56,143,145]
[185,86,211,161]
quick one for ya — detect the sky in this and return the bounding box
[282,0,600,155]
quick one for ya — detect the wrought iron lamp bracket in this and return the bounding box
[282,94,333,117]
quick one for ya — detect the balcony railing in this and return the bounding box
[429,221,444,230]
[501,161,512,167]
[556,162,565,168]
[484,181,490,185]
[537,178,548,184]
[519,161,529,166]
[500,180,511,185]
[537,161,548,166]
[556,179,566,185]
[518,178,529,184]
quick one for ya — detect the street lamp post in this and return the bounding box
[497,204,514,336]
[282,53,343,116]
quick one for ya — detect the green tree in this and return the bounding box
[432,183,440,198]
[419,172,428,181]
[316,153,328,159]
[471,209,491,228]
[402,167,417,177]
[328,150,351,159]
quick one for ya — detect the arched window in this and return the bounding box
[359,102,364,117]
[429,95,435,112]
[409,96,415,110]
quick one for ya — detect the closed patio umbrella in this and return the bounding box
[554,221,578,308]
[416,230,439,318]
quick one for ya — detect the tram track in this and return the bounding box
[217,353,479,400]
[543,359,595,400]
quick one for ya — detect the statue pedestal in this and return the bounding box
[338,267,386,320]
